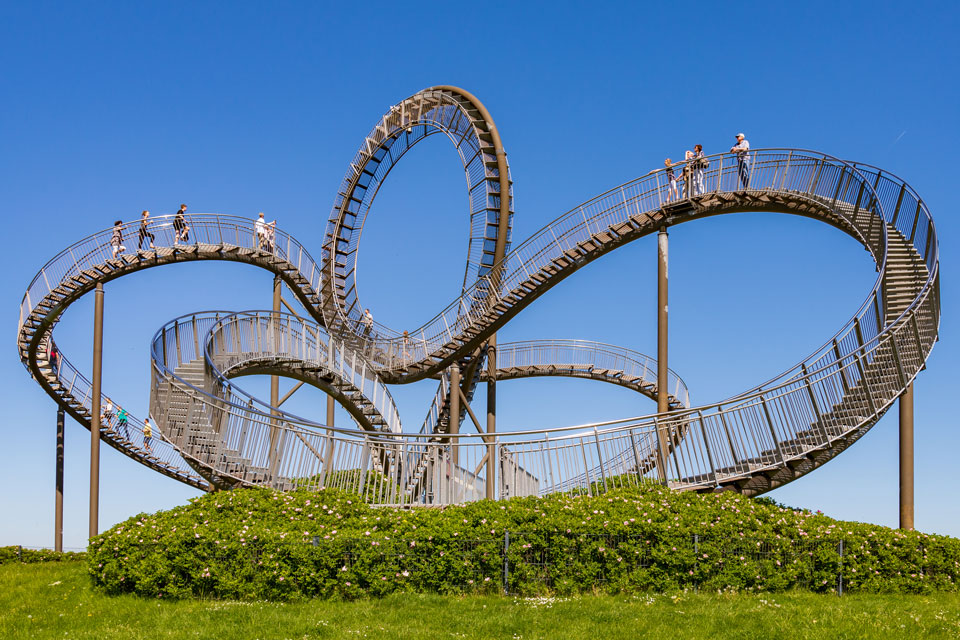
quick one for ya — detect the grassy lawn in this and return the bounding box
[2,562,958,639]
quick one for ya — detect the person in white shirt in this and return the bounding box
[730,133,750,188]
[362,309,374,338]
[692,144,706,195]
[255,212,273,250]
[101,398,114,427]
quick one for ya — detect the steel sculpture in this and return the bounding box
[18,88,939,529]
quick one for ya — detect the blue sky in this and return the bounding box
[2,1,957,549]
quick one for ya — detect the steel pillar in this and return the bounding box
[449,364,460,467]
[485,336,496,500]
[899,383,914,530]
[55,407,64,552]
[89,282,104,540]
[654,228,669,482]
[269,276,282,474]
[322,395,335,487]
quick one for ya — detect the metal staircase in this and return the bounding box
[18,86,939,506]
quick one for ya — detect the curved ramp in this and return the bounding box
[17,87,939,504]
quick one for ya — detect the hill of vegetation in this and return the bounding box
[88,485,959,600]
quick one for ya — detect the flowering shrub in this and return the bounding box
[0,547,86,564]
[87,485,960,600]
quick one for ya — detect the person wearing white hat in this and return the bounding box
[730,133,751,188]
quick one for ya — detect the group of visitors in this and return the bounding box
[97,397,148,450]
[659,133,751,201]
[109,206,284,257]
[109,204,190,258]
[98,398,127,439]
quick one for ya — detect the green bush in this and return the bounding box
[0,546,86,564]
[87,486,960,600]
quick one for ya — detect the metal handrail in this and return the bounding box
[492,339,690,408]
[17,141,939,502]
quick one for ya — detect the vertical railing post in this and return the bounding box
[759,396,785,463]
[697,411,716,485]
[503,529,510,595]
[833,338,851,395]
[593,428,607,493]
[718,407,739,466]
[653,417,670,485]
[580,438,593,496]
[801,364,830,445]
[627,428,643,483]
[853,318,877,415]
[838,539,844,596]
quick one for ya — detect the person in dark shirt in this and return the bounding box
[110,220,125,258]
[138,211,155,249]
[664,158,678,201]
[173,204,189,243]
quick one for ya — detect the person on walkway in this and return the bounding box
[730,133,750,188]
[692,144,707,195]
[682,150,695,198]
[48,341,60,375]
[137,210,155,249]
[143,418,152,452]
[663,158,679,201]
[255,212,268,249]
[110,220,126,258]
[264,220,277,253]
[401,330,411,359]
[173,204,189,243]
[362,309,374,338]
[101,397,115,428]
[116,406,129,439]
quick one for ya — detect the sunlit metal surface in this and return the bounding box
[18,88,939,504]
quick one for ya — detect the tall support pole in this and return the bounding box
[269,276,282,474]
[89,282,104,540]
[899,383,914,530]
[322,395,335,487]
[55,407,64,552]
[485,336,496,500]
[655,228,669,483]
[449,364,460,468]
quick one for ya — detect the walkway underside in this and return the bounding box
[18,88,939,505]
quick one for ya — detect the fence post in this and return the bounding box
[17,545,22,562]
[503,530,510,595]
[838,539,844,596]
[693,533,699,592]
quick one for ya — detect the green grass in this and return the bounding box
[3,562,959,639]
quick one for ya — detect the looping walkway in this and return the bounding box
[18,87,940,504]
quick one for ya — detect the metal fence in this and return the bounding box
[99,532,957,597]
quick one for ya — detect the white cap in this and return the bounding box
[736,132,745,138]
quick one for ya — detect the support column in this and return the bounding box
[485,336,496,500]
[55,407,64,552]
[449,364,460,467]
[89,283,104,540]
[269,276,282,474]
[322,395,335,487]
[655,228,670,483]
[899,383,914,530]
